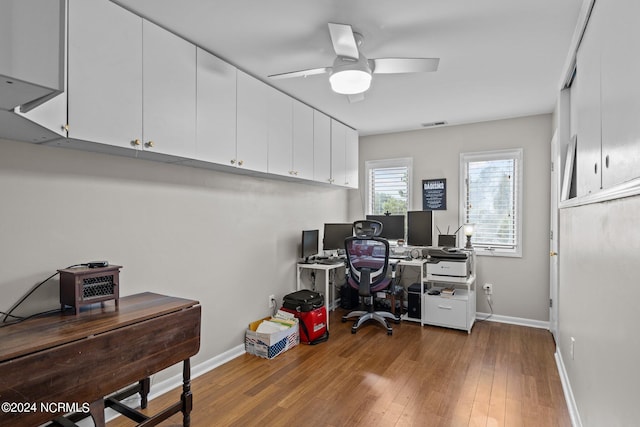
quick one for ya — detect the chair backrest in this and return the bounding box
[344,235,390,295]
[352,220,383,238]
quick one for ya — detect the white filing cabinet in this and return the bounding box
[424,251,476,333]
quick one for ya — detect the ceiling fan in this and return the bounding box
[268,23,439,102]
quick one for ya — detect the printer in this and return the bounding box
[426,248,473,283]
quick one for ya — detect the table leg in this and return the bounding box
[88,399,105,427]
[182,358,193,427]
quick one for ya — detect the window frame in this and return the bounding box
[459,148,523,258]
[365,158,413,215]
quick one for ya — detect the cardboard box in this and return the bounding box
[245,316,299,359]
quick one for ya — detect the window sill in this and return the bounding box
[473,248,522,258]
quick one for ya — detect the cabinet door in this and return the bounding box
[575,4,602,196]
[313,110,331,184]
[330,119,347,186]
[142,20,196,158]
[67,0,142,148]
[267,86,293,177]
[196,47,237,165]
[292,100,314,180]
[344,126,359,188]
[600,0,640,188]
[0,0,63,109]
[236,71,268,172]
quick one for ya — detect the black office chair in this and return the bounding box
[341,220,400,335]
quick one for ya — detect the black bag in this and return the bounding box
[282,290,324,312]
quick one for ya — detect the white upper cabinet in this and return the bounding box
[600,0,640,189]
[330,119,347,186]
[236,71,269,172]
[313,110,332,184]
[195,48,237,165]
[575,0,640,196]
[292,100,314,181]
[0,0,64,110]
[345,126,359,189]
[142,20,196,158]
[67,0,143,149]
[267,87,293,177]
[575,2,603,196]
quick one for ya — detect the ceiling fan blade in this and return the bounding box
[370,58,440,74]
[328,23,359,59]
[268,67,331,80]
[347,93,365,103]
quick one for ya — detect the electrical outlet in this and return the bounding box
[483,283,493,294]
[268,294,276,309]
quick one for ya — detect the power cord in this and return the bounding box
[1,263,85,327]
[476,293,494,322]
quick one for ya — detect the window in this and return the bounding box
[365,158,412,215]
[460,149,523,257]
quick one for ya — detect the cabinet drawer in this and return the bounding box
[424,295,467,329]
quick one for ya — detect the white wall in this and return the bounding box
[355,115,553,322]
[558,196,640,426]
[0,138,351,378]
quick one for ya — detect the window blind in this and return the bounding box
[464,157,519,249]
[369,166,408,215]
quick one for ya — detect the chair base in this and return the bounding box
[342,310,399,335]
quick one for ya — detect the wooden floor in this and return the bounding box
[108,309,571,427]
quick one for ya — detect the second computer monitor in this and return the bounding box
[323,223,354,251]
[407,210,433,246]
[366,215,405,240]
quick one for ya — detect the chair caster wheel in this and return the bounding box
[387,330,393,336]
[394,318,401,324]
[351,328,357,334]
[341,317,347,323]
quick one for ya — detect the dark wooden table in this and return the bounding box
[0,292,201,427]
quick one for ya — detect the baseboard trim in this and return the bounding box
[99,344,246,425]
[555,349,582,427]
[475,312,549,329]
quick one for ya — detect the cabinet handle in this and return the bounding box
[437,305,453,310]
[550,251,557,257]
[63,124,70,132]
[328,178,334,184]
[133,139,141,146]
[594,162,598,174]
[145,140,154,148]
[294,171,298,176]
[605,155,610,168]
[238,160,244,166]
[230,159,236,165]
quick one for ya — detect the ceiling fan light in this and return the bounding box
[329,69,372,95]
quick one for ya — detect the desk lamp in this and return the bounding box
[464,223,475,249]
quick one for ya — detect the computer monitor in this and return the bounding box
[407,210,433,246]
[366,215,405,240]
[301,229,319,261]
[323,223,353,251]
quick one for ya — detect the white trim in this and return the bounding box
[555,349,583,427]
[364,157,413,213]
[101,344,246,425]
[475,312,549,329]
[560,176,640,209]
[460,148,523,258]
[559,0,597,89]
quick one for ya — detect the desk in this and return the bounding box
[0,292,201,427]
[296,261,344,330]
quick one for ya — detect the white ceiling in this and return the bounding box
[112,0,583,136]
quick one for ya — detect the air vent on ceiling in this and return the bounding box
[421,121,447,128]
